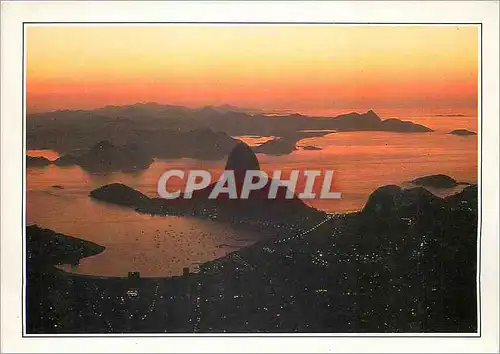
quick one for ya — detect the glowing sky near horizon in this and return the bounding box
[26,25,478,114]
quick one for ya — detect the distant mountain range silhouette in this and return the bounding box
[27,103,434,159]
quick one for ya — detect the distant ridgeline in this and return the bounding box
[27,103,434,159]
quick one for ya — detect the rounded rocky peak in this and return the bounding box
[363,184,444,216]
[362,185,403,214]
[225,141,260,172]
[411,174,458,188]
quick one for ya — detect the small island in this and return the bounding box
[434,114,466,117]
[90,183,151,208]
[253,138,297,155]
[26,156,51,167]
[410,174,468,188]
[448,129,477,136]
[302,145,322,151]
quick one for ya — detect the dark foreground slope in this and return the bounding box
[26,183,477,333]
[27,225,105,267]
[190,185,477,333]
[26,226,106,333]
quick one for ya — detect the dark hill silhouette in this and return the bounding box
[446,184,478,212]
[330,109,381,130]
[362,184,445,219]
[51,128,239,161]
[26,225,105,267]
[55,140,153,172]
[90,142,325,233]
[53,153,79,166]
[225,141,260,176]
[190,182,477,332]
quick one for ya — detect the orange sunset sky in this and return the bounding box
[26,25,479,115]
